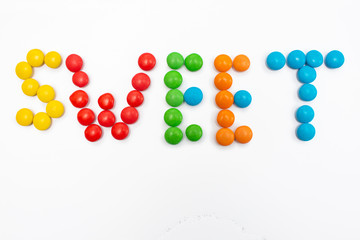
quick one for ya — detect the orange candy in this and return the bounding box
[233,54,250,72]
[235,126,253,143]
[216,128,234,146]
[214,54,232,72]
[217,110,235,128]
[214,72,233,90]
[215,90,233,109]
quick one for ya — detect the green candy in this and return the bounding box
[166,89,184,107]
[167,52,184,69]
[185,53,203,71]
[164,108,183,127]
[164,70,183,89]
[185,124,203,141]
[165,127,183,145]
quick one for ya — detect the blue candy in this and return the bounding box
[234,90,252,108]
[296,105,314,123]
[299,84,317,101]
[325,50,344,69]
[297,66,317,83]
[266,51,286,70]
[296,123,316,141]
[184,87,203,106]
[287,50,306,69]
[306,50,323,68]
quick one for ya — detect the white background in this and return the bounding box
[0,0,359,239]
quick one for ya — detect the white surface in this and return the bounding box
[0,0,360,239]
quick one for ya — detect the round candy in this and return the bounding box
[214,54,232,72]
[185,124,202,141]
[15,61,33,80]
[66,54,83,72]
[164,108,183,127]
[298,84,317,101]
[296,105,314,123]
[166,89,183,107]
[164,71,183,89]
[26,49,44,67]
[72,71,89,87]
[132,73,151,91]
[185,53,203,71]
[184,87,203,106]
[44,51,62,68]
[217,109,235,128]
[37,85,55,103]
[234,90,252,108]
[69,90,89,108]
[234,126,253,144]
[127,90,144,107]
[98,110,116,127]
[84,124,102,142]
[21,78,39,96]
[266,51,286,70]
[167,52,184,69]
[215,90,234,109]
[77,108,96,126]
[233,54,250,72]
[33,112,51,130]
[98,93,114,110]
[297,66,316,84]
[164,127,183,145]
[214,72,233,90]
[111,122,129,140]
[121,106,139,124]
[296,123,315,141]
[216,128,234,146]
[287,50,306,69]
[16,108,34,126]
[46,100,64,118]
[306,50,323,68]
[325,50,344,69]
[138,53,156,71]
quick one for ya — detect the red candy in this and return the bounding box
[98,110,116,127]
[84,124,102,142]
[72,71,89,87]
[132,73,150,91]
[111,122,129,140]
[66,54,83,72]
[98,93,114,110]
[70,90,89,108]
[77,108,95,126]
[121,106,138,124]
[127,90,144,107]
[138,53,156,71]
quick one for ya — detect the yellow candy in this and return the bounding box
[21,78,40,96]
[16,108,34,126]
[26,49,44,67]
[46,100,64,118]
[44,51,62,68]
[33,112,51,130]
[15,61,33,80]
[37,85,55,103]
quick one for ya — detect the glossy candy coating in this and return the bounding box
[184,87,203,106]
[69,90,89,108]
[215,90,234,109]
[138,53,156,71]
[217,109,235,128]
[185,53,203,71]
[72,71,89,87]
[233,54,250,72]
[98,110,116,127]
[21,78,39,96]
[15,61,33,80]
[127,90,144,107]
[111,122,129,140]
[306,50,323,68]
[164,127,183,145]
[46,100,64,118]
[16,108,34,126]
[33,112,51,130]
[66,54,83,72]
[216,128,234,146]
[185,124,202,141]
[164,71,182,89]
[325,50,345,69]
[167,52,184,69]
[98,93,114,110]
[121,107,139,124]
[214,54,232,72]
[214,72,233,90]
[298,84,317,101]
[287,50,306,69]
[234,90,252,108]
[297,66,316,84]
[26,49,44,67]
[234,126,253,144]
[132,73,151,91]
[296,105,314,123]
[266,51,285,70]
[166,89,183,107]
[77,108,95,126]
[296,123,315,141]
[37,85,55,103]
[84,124,102,142]
[164,108,183,127]
[45,51,61,68]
